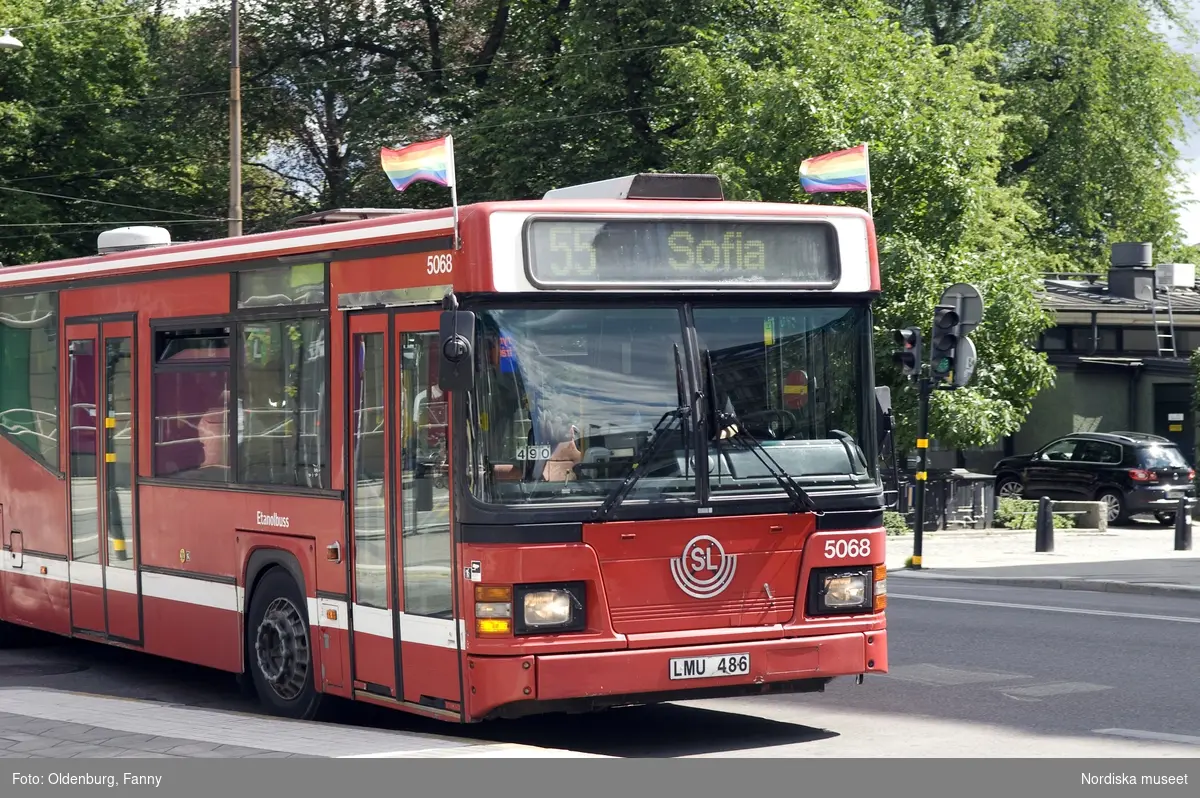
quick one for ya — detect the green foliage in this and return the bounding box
[660,0,1057,448]
[894,0,1200,272]
[0,0,239,264]
[994,497,1076,528]
[884,510,911,536]
[2,0,1197,452]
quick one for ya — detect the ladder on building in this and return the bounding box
[1152,287,1177,357]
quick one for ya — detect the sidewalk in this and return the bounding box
[0,687,606,759]
[884,523,1200,599]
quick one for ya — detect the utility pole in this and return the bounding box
[911,374,932,568]
[228,0,243,237]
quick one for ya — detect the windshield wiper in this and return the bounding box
[593,349,694,522]
[592,404,691,522]
[703,349,820,515]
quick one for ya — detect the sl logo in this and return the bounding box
[670,534,737,599]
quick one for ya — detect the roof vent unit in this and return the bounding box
[542,173,724,201]
[287,208,419,226]
[97,226,172,255]
[1155,262,1195,289]
[1110,242,1152,269]
[1108,242,1155,301]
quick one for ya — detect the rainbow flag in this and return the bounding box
[380,135,455,192]
[799,144,870,193]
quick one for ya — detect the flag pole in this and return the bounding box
[446,134,461,250]
[863,141,873,217]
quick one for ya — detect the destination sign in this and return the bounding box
[524,218,840,287]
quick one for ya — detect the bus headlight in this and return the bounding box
[514,582,586,635]
[824,573,868,607]
[806,567,874,616]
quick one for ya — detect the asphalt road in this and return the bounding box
[3,579,1200,757]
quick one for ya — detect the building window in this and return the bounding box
[1040,328,1068,351]
[152,327,231,482]
[1122,328,1158,352]
[238,318,328,488]
[0,292,59,468]
[1070,326,1119,353]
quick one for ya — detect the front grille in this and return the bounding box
[610,595,795,625]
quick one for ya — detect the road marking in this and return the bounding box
[890,593,1200,624]
[881,663,1030,686]
[1093,728,1200,746]
[996,681,1112,699]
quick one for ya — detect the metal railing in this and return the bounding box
[884,468,996,530]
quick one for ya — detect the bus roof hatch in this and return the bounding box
[542,173,724,201]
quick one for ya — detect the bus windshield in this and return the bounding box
[466,304,873,506]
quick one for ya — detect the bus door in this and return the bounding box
[65,319,142,644]
[347,310,462,713]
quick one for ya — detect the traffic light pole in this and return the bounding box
[911,375,932,569]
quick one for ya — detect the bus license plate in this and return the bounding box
[669,653,750,680]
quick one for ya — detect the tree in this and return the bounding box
[660,0,1056,448]
[0,0,232,265]
[893,0,1200,271]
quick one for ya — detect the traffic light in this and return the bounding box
[929,304,960,382]
[892,327,922,378]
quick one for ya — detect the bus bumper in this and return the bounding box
[467,630,886,720]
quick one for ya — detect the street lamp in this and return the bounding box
[0,29,22,51]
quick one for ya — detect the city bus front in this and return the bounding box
[440,174,888,720]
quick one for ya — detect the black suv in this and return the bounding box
[992,432,1196,525]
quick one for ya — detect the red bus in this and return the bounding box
[0,173,888,723]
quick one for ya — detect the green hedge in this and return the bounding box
[994,497,1076,529]
[884,510,910,536]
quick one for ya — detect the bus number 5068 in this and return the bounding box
[427,254,453,275]
[825,538,871,559]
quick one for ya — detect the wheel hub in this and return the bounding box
[254,597,309,701]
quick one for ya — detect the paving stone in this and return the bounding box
[114,736,199,753]
[243,752,304,758]
[109,751,180,758]
[68,748,127,758]
[162,742,221,755]
[7,739,64,753]
[210,745,277,757]
[41,741,116,758]
[47,727,126,744]
[99,734,160,748]
[0,751,32,758]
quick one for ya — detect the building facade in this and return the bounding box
[951,245,1200,475]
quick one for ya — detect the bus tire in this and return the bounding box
[246,568,322,721]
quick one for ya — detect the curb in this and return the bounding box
[889,570,1200,600]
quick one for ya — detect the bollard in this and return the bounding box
[1175,496,1192,551]
[1035,496,1054,552]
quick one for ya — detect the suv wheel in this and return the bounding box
[1097,490,1126,525]
[996,475,1023,498]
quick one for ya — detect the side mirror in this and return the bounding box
[438,310,476,392]
[874,386,893,447]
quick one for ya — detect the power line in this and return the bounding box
[0,184,222,219]
[9,11,150,32]
[30,40,697,114]
[5,157,199,183]
[0,219,229,228]
[456,100,699,133]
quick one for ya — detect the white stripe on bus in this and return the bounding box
[0,216,455,286]
[2,552,461,648]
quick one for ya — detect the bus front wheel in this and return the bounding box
[246,568,323,721]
